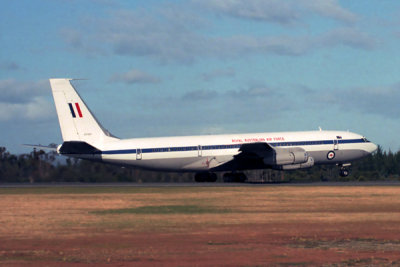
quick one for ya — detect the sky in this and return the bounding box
[1,0,400,154]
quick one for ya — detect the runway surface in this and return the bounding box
[1,181,400,188]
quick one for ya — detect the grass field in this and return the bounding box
[1,185,400,266]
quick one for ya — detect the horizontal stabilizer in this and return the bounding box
[59,141,101,155]
[22,144,58,151]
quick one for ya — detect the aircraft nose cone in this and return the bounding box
[370,143,378,154]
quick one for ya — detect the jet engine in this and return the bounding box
[280,156,314,170]
[263,147,309,165]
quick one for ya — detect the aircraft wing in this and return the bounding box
[236,142,274,159]
[211,142,274,171]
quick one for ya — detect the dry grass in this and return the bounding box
[1,185,400,266]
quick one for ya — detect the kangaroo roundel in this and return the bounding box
[327,151,335,160]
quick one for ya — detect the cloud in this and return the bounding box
[0,97,53,121]
[198,0,299,25]
[299,0,358,24]
[178,85,294,127]
[182,89,218,101]
[60,28,105,57]
[62,3,373,63]
[96,20,375,61]
[208,28,376,57]
[334,84,400,118]
[179,84,277,99]
[318,27,377,50]
[109,69,160,84]
[0,61,22,71]
[228,86,277,98]
[0,79,49,104]
[182,85,278,101]
[61,28,83,49]
[202,68,236,81]
[93,8,206,63]
[293,83,400,119]
[0,79,53,121]
[197,0,357,25]
[140,84,290,133]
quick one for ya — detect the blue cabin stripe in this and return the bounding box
[101,138,366,155]
[102,149,137,154]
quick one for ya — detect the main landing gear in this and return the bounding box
[194,172,248,183]
[223,172,247,183]
[194,172,217,182]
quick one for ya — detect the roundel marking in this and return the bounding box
[327,151,335,160]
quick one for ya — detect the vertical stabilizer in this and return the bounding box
[49,79,118,146]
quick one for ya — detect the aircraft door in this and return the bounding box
[136,148,142,160]
[198,145,202,157]
[333,139,339,150]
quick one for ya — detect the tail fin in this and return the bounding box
[49,79,118,147]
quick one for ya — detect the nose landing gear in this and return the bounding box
[339,167,349,177]
[339,163,351,177]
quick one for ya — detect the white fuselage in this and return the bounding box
[49,79,377,175]
[77,130,378,172]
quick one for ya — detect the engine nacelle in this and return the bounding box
[263,147,309,166]
[280,156,315,170]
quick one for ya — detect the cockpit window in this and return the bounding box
[362,137,370,142]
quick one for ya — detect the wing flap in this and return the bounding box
[237,142,274,158]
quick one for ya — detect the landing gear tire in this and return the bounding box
[339,168,349,177]
[194,173,206,182]
[208,173,217,182]
[194,172,217,182]
[223,172,247,183]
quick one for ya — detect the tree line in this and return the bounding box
[0,146,399,183]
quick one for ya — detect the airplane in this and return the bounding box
[48,78,378,182]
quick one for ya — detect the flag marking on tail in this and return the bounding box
[75,103,83,117]
[68,102,83,118]
[68,103,76,118]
